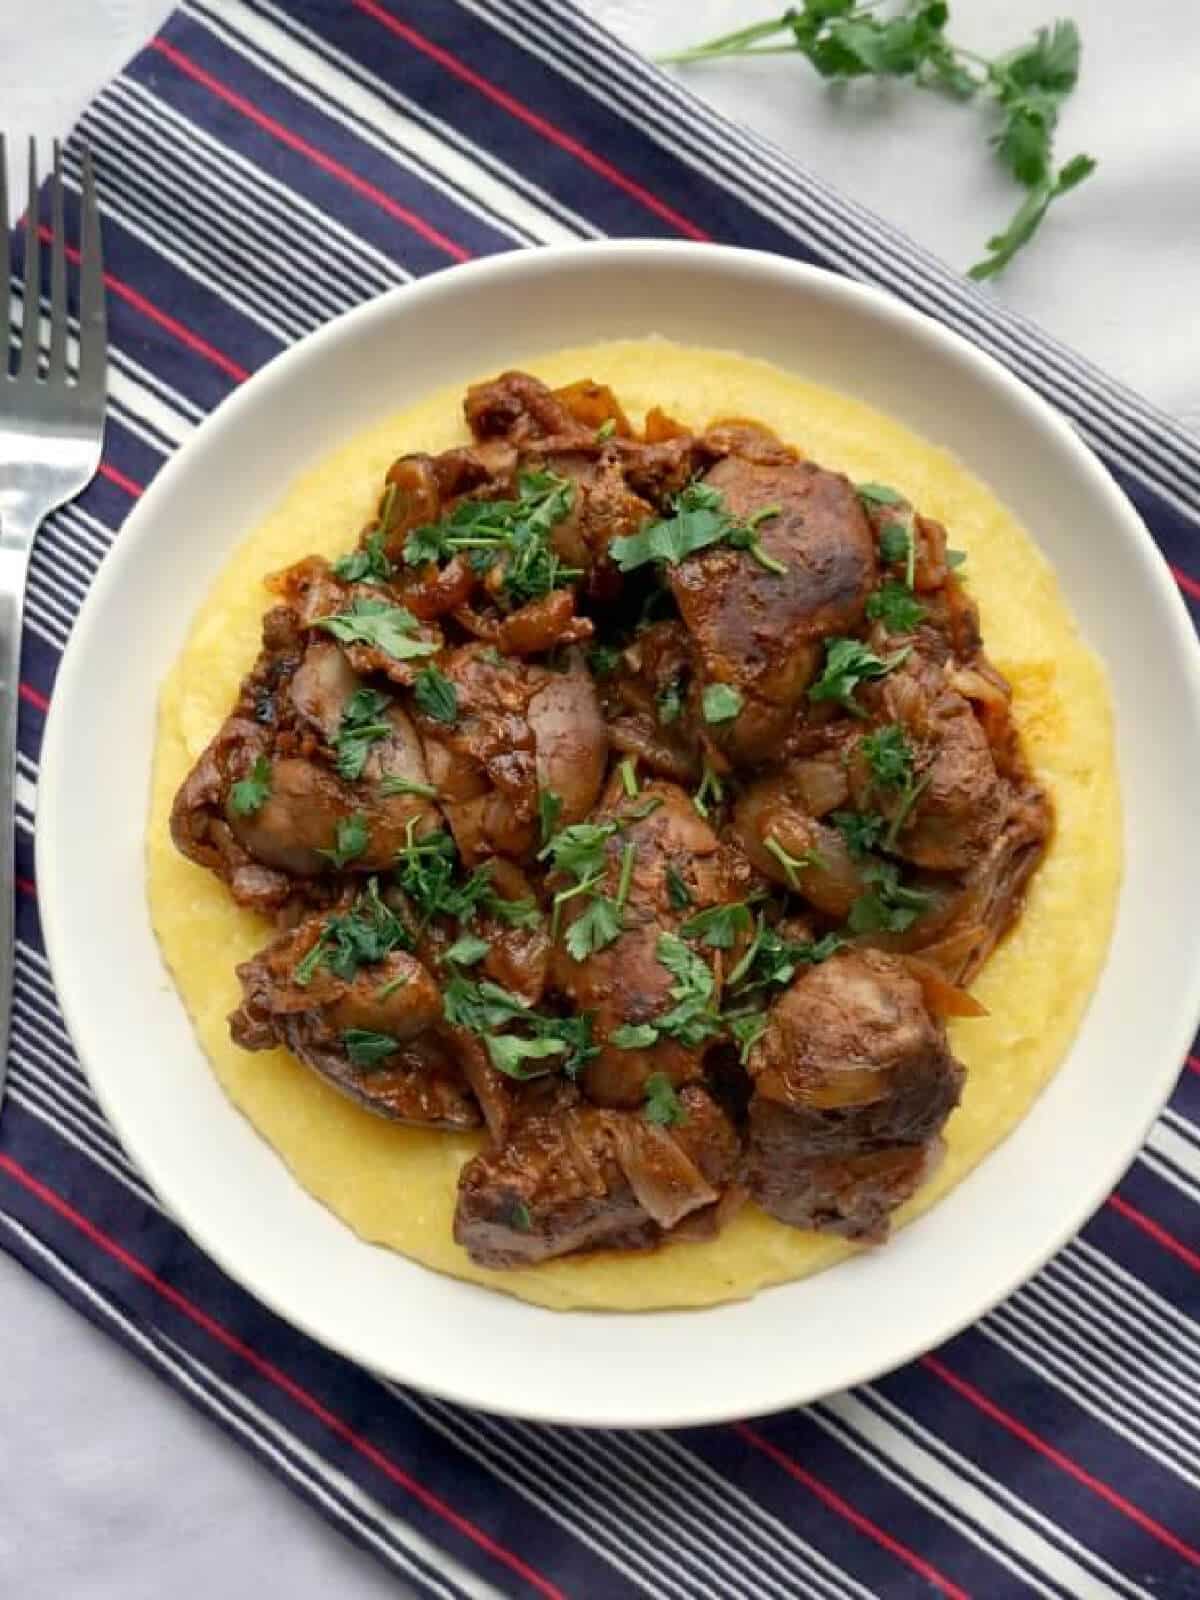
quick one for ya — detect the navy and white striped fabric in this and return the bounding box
[5,3,1200,1595]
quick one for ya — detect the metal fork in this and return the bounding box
[0,137,107,1109]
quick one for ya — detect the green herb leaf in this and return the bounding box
[595,417,617,441]
[378,774,438,798]
[729,1011,768,1063]
[412,665,458,725]
[610,482,787,575]
[665,864,693,910]
[509,1200,532,1232]
[808,637,910,716]
[847,859,932,934]
[610,1022,660,1049]
[333,530,393,584]
[539,819,618,882]
[727,917,844,994]
[866,580,926,633]
[652,933,721,1047]
[403,473,580,605]
[862,723,915,791]
[680,900,753,950]
[314,598,436,662]
[444,933,491,967]
[643,1071,687,1127]
[538,789,564,847]
[230,755,272,816]
[334,688,393,782]
[691,762,725,819]
[587,644,622,679]
[294,877,414,986]
[618,757,640,797]
[832,808,886,858]
[858,482,905,506]
[564,895,624,961]
[487,1034,567,1079]
[342,1029,399,1068]
[701,683,744,724]
[946,547,968,570]
[969,153,1096,281]
[878,521,911,567]
[320,812,370,869]
[656,677,685,725]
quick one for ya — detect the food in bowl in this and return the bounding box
[148,339,1119,1310]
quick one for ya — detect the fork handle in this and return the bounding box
[0,536,31,1099]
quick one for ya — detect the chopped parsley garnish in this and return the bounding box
[539,819,619,882]
[866,580,926,633]
[691,762,725,819]
[679,900,754,950]
[878,521,910,567]
[320,812,370,869]
[832,808,886,858]
[333,530,393,584]
[378,774,438,798]
[442,976,598,1079]
[587,644,622,679]
[536,789,563,850]
[509,1200,532,1232]
[947,548,968,570]
[394,822,492,926]
[610,1023,660,1049]
[412,665,458,725]
[444,933,490,967]
[230,755,272,816]
[404,472,581,605]
[609,483,787,576]
[857,482,904,507]
[333,688,393,782]
[726,916,843,995]
[764,834,823,888]
[701,683,743,724]
[729,1012,768,1064]
[861,723,915,792]
[643,1071,687,1127]
[595,417,617,441]
[618,757,640,797]
[656,677,685,725]
[294,878,413,986]
[665,864,693,910]
[564,895,624,961]
[314,598,436,662]
[808,637,910,717]
[651,933,721,1048]
[342,1029,399,1069]
[847,860,932,934]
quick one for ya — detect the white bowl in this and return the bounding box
[38,243,1200,1427]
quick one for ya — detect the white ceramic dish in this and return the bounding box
[37,243,1200,1427]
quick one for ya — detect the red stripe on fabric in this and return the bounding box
[15,877,35,897]
[0,1154,566,1600]
[1107,1193,1200,1273]
[735,1422,971,1600]
[922,1355,1200,1566]
[36,226,251,383]
[1187,1054,1200,1076]
[19,683,49,713]
[100,462,144,498]
[354,0,711,243]
[151,39,471,263]
[1172,564,1200,601]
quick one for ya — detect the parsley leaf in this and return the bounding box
[611,1023,660,1049]
[314,598,436,662]
[444,933,491,967]
[847,859,932,933]
[443,975,598,1079]
[726,917,844,994]
[729,1011,768,1063]
[394,824,492,925]
[342,1029,399,1069]
[680,900,753,950]
[653,933,721,1047]
[333,530,393,584]
[808,637,910,717]
[403,473,580,605]
[701,683,744,724]
[509,1200,533,1232]
[643,1071,687,1127]
[230,755,272,816]
[320,813,370,869]
[610,483,786,575]
[488,1034,567,1079]
[832,809,885,858]
[861,723,915,791]
[877,521,911,566]
[969,153,1097,281]
[587,644,622,679]
[665,864,693,910]
[858,482,905,506]
[412,665,458,725]
[378,774,437,798]
[656,677,685,725]
[564,896,624,961]
[539,820,618,882]
[295,878,413,985]
[866,580,926,633]
[538,788,563,847]
[334,688,393,782]
[691,762,725,819]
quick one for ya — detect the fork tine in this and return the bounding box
[0,135,9,378]
[47,140,67,383]
[77,147,106,404]
[17,138,40,382]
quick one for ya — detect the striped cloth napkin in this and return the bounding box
[5,3,1199,1595]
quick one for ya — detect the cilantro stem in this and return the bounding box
[616,842,637,910]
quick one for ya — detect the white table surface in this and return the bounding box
[1,1,1196,1594]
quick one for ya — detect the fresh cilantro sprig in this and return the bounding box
[294,878,414,986]
[442,975,598,1079]
[230,755,272,816]
[334,688,393,782]
[314,598,437,662]
[663,4,1096,279]
[808,637,910,717]
[610,483,787,576]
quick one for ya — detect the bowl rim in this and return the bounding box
[35,240,1200,1427]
